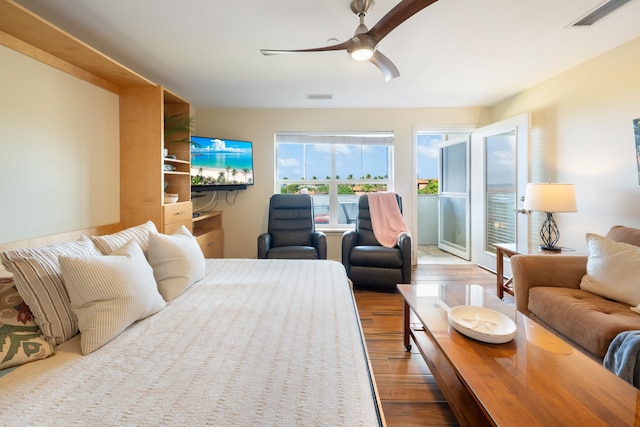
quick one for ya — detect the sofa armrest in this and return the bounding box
[511,255,587,315]
[257,233,271,259]
[398,232,412,283]
[311,231,327,260]
[341,230,358,274]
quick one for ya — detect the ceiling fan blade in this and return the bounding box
[368,0,439,43]
[261,40,354,56]
[369,50,400,81]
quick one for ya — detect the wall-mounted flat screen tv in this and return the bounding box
[190,136,254,192]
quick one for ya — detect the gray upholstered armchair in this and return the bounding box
[258,194,327,259]
[342,194,412,291]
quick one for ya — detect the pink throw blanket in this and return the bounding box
[367,192,409,248]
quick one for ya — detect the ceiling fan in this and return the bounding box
[260,0,439,81]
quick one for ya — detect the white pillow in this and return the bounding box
[579,233,640,306]
[91,221,158,255]
[148,226,206,301]
[60,240,166,355]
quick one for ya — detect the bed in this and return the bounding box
[0,223,383,426]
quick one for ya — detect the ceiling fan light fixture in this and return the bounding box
[348,33,376,60]
[260,0,439,79]
[350,47,374,60]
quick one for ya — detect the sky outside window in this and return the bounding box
[278,143,390,179]
[417,133,441,180]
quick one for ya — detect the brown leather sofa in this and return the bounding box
[511,225,640,359]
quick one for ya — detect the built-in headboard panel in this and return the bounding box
[0,223,122,277]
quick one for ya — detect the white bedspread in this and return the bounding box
[0,259,380,426]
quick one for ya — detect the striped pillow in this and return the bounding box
[91,221,158,255]
[0,237,103,346]
[60,240,166,355]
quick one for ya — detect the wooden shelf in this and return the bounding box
[164,158,190,164]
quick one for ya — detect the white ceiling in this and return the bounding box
[16,0,640,109]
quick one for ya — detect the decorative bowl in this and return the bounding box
[164,193,179,204]
[448,305,517,344]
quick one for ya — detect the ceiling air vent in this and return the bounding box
[570,0,633,27]
[306,94,333,100]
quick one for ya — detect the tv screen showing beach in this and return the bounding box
[190,136,254,187]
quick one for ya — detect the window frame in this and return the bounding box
[275,132,394,230]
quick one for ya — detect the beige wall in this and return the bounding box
[0,45,120,244]
[193,108,487,259]
[491,35,640,252]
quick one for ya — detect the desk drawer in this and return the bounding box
[163,202,192,233]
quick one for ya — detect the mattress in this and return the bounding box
[0,259,381,426]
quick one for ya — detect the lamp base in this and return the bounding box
[539,212,561,251]
[539,245,561,252]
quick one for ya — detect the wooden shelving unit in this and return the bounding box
[0,0,224,256]
[163,92,192,206]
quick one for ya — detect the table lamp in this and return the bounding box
[522,183,577,251]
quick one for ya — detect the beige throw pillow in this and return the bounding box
[579,233,640,306]
[91,221,158,255]
[148,226,206,301]
[60,240,166,355]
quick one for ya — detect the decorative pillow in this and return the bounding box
[148,226,206,301]
[579,233,640,307]
[0,236,103,346]
[59,240,166,355]
[90,221,158,255]
[0,278,54,369]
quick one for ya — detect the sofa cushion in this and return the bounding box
[529,286,640,358]
[266,246,318,259]
[579,233,640,307]
[349,246,403,269]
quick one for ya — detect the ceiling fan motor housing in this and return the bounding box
[350,0,375,17]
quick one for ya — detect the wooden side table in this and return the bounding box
[494,243,580,299]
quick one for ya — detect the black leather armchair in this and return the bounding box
[342,194,412,291]
[258,194,327,259]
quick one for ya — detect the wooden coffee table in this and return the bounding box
[398,283,640,427]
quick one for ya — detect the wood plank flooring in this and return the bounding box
[353,264,501,427]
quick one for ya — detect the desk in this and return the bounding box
[494,243,580,299]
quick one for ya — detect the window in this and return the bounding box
[416,131,471,195]
[276,132,394,228]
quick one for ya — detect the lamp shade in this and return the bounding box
[522,183,577,213]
